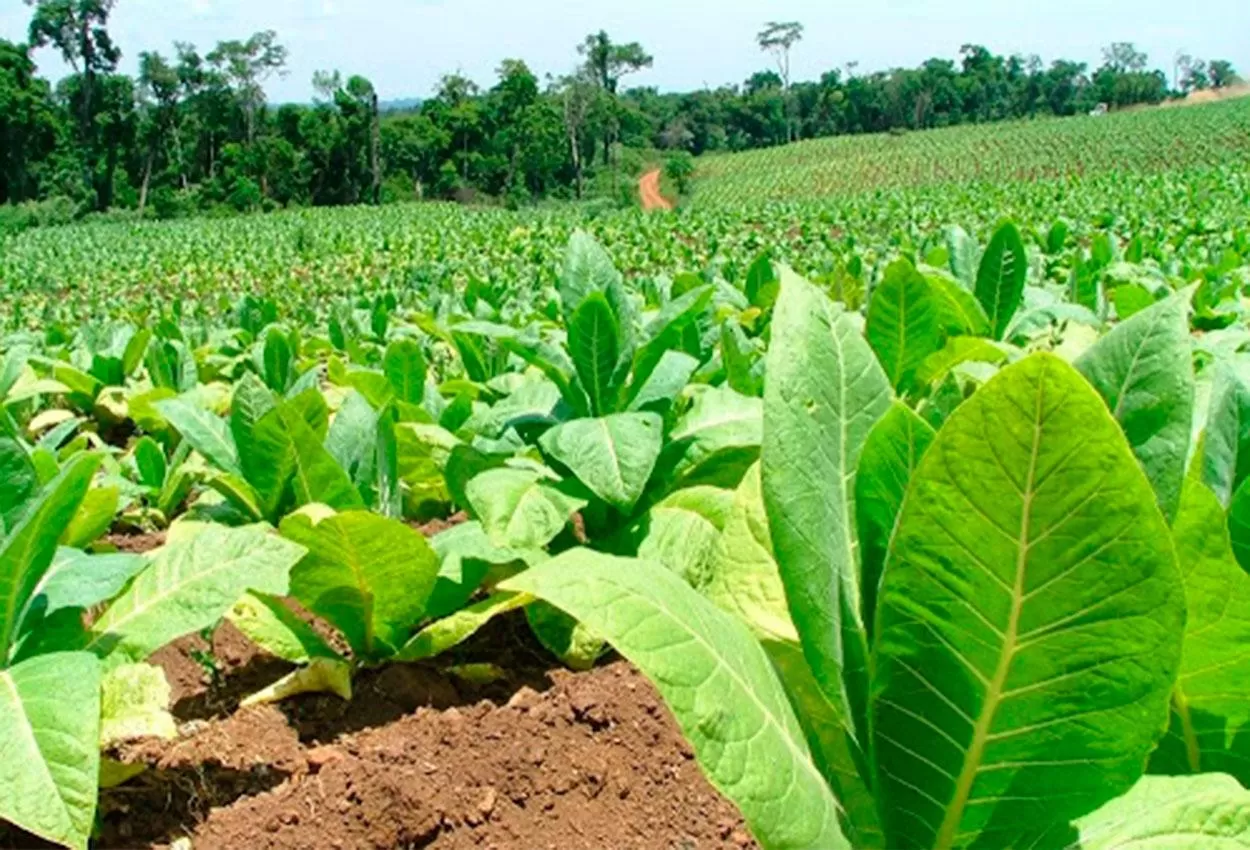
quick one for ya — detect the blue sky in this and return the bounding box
[3,0,1247,101]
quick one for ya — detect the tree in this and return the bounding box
[25,0,120,208]
[557,71,597,198]
[757,21,804,141]
[1102,42,1148,74]
[434,73,482,188]
[578,31,653,166]
[207,30,287,145]
[0,39,59,204]
[135,50,181,211]
[1179,56,1210,92]
[381,112,448,198]
[1209,60,1240,89]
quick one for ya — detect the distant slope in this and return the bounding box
[690,97,1250,205]
[379,97,423,114]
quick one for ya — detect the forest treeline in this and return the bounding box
[0,2,1241,225]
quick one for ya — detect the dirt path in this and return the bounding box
[639,169,673,211]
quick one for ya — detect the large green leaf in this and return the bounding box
[539,413,662,512]
[567,292,622,416]
[1202,361,1250,508]
[464,467,587,550]
[60,486,118,549]
[86,524,305,662]
[871,353,1185,850]
[0,454,101,661]
[630,284,714,396]
[155,397,241,477]
[635,486,734,587]
[231,372,277,452]
[280,510,440,660]
[703,464,794,644]
[854,402,935,638]
[866,260,944,393]
[925,269,992,338]
[26,549,148,620]
[325,390,380,498]
[426,521,543,619]
[0,652,100,850]
[660,385,762,491]
[227,592,342,664]
[261,327,293,393]
[560,230,622,312]
[765,639,883,849]
[1076,292,1194,523]
[975,221,1028,340]
[1050,774,1250,848]
[762,266,891,740]
[395,590,533,662]
[945,225,980,288]
[0,437,37,530]
[13,549,149,661]
[383,338,428,405]
[1150,479,1250,785]
[502,551,849,850]
[277,404,365,512]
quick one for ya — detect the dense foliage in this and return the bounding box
[1,0,1241,224]
[3,54,1250,850]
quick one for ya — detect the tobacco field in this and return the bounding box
[2,97,1250,849]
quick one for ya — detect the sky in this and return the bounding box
[3,0,1248,102]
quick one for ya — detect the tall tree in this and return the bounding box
[557,71,597,198]
[135,50,180,211]
[757,21,804,141]
[0,39,59,204]
[1102,42,1148,74]
[25,0,120,207]
[578,31,652,166]
[207,30,287,145]
[1209,60,1240,89]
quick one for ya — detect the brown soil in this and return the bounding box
[410,510,470,538]
[639,169,674,212]
[0,611,757,850]
[105,530,168,554]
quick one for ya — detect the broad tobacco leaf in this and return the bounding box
[702,464,794,644]
[567,293,623,416]
[0,652,101,850]
[975,221,1027,340]
[1038,774,1250,848]
[1076,291,1194,524]
[503,551,850,850]
[280,510,440,661]
[866,259,944,394]
[636,485,734,588]
[156,397,241,476]
[1201,360,1250,508]
[659,385,762,492]
[539,413,663,512]
[465,467,587,550]
[0,454,101,662]
[1150,479,1250,785]
[86,524,306,662]
[762,266,891,743]
[854,402,935,638]
[872,353,1184,850]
